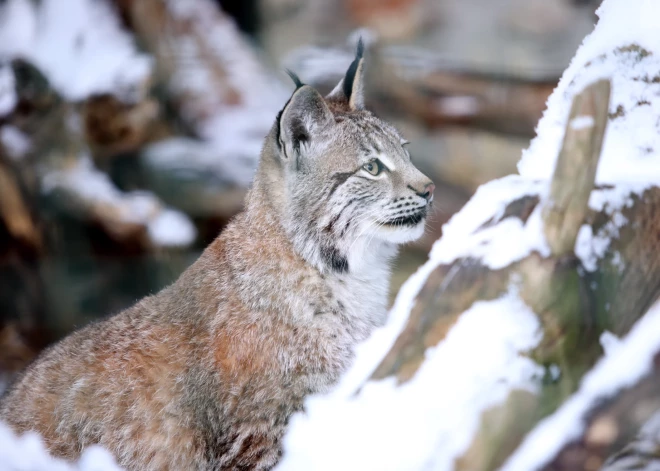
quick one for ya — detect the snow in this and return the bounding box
[501,298,660,471]
[434,95,480,118]
[429,175,549,269]
[575,224,610,272]
[600,331,622,356]
[0,0,152,102]
[574,203,628,271]
[0,63,17,116]
[519,0,660,189]
[0,125,31,160]
[277,289,542,471]
[41,156,197,247]
[570,115,595,131]
[0,422,122,471]
[147,209,197,248]
[144,136,257,188]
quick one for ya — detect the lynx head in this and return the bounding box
[255,40,434,274]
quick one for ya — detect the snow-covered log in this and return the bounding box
[276,0,660,469]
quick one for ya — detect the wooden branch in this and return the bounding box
[112,0,251,132]
[372,80,613,385]
[542,80,610,256]
[0,158,41,252]
[83,94,162,159]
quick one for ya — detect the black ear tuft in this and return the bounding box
[342,38,365,100]
[285,69,304,89]
[356,37,365,59]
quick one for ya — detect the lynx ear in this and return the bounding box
[276,72,333,164]
[326,39,366,110]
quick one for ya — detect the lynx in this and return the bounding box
[0,42,434,470]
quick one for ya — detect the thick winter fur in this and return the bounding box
[0,43,434,470]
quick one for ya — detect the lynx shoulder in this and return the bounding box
[0,42,434,471]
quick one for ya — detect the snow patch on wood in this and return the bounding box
[501,298,660,471]
[519,0,660,190]
[0,125,30,160]
[430,176,549,269]
[570,115,595,130]
[41,157,197,247]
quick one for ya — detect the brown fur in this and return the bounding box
[1,205,352,469]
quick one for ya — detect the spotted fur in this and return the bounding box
[0,44,434,470]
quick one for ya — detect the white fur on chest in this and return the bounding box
[328,271,388,331]
[327,240,397,337]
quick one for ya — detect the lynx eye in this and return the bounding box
[363,159,384,176]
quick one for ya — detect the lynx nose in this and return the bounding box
[418,183,435,203]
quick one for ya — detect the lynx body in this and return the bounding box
[0,44,434,470]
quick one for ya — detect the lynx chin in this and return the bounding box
[0,41,434,470]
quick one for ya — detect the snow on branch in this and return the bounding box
[42,156,197,248]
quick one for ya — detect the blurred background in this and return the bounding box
[0,0,599,388]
